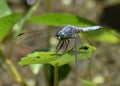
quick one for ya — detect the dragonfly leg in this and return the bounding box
[56,40,62,52]
[63,39,69,52]
[73,34,80,65]
[65,39,69,51]
[56,40,64,53]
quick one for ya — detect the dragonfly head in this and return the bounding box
[56,31,66,39]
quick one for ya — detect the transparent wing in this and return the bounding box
[16,28,61,50]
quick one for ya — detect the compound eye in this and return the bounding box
[61,32,64,37]
[56,31,65,39]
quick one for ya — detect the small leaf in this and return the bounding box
[0,0,11,18]
[0,13,22,42]
[29,64,43,75]
[18,45,96,66]
[18,52,57,65]
[80,79,97,86]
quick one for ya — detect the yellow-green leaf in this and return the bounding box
[18,45,96,66]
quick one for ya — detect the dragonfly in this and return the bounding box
[55,25,102,64]
[17,25,102,64]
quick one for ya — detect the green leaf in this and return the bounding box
[80,79,97,86]
[0,0,11,18]
[28,13,95,27]
[81,28,120,43]
[0,13,22,42]
[18,45,96,66]
[28,13,119,43]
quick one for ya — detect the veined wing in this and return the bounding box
[16,27,60,50]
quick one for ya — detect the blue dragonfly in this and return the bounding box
[55,25,102,64]
[17,25,102,64]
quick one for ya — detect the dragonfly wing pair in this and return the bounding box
[16,28,60,50]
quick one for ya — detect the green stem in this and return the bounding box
[54,63,59,86]
[0,0,40,86]
[9,0,40,83]
[0,49,27,86]
[5,59,27,86]
[13,0,41,38]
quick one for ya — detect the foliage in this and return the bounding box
[28,13,95,27]
[0,0,11,18]
[19,45,96,86]
[0,13,22,42]
[28,13,119,43]
[19,45,96,66]
[0,0,119,86]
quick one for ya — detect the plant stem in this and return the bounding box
[5,58,27,86]
[0,0,40,86]
[0,49,27,86]
[54,63,59,86]
[13,0,41,38]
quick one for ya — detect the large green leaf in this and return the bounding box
[28,13,119,43]
[0,0,11,18]
[0,13,22,42]
[28,13,95,27]
[18,45,96,66]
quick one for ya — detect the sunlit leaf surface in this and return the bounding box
[19,45,96,66]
